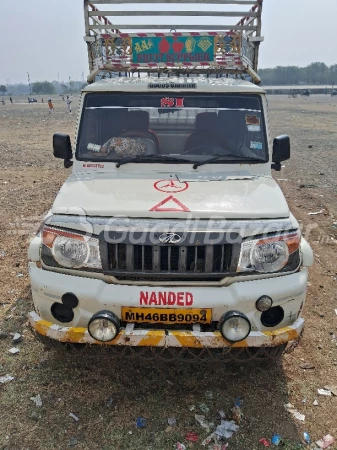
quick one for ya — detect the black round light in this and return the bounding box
[62,292,79,308]
[256,295,273,312]
[261,306,284,328]
[51,303,74,323]
[88,310,120,342]
[219,311,251,343]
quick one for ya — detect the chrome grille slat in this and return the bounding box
[126,245,134,272]
[178,246,187,273]
[194,247,198,273]
[168,246,171,272]
[108,242,232,279]
[141,246,145,272]
[153,246,160,271]
[115,244,119,270]
[205,246,214,273]
[220,245,225,272]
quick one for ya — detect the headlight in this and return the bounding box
[219,311,251,343]
[88,311,120,342]
[237,231,300,274]
[42,226,102,270]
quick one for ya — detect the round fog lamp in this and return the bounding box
[88,311,120,342]
[219,311,251,343]
[256,295,273,312]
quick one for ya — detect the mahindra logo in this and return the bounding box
[158,233,182,244]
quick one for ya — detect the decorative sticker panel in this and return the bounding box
[131,36,215,63]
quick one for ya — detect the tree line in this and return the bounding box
[2,63,337,92]
[0,80,87,96]
[259,62,337,86]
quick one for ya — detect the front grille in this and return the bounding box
[106,243,232,280]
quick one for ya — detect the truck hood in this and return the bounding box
[52,171,289,219]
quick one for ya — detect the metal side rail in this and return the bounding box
[84,0,264,82]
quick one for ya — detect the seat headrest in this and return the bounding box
[195,112,218,132]
[218,110,245,137]
[126,110,150,130]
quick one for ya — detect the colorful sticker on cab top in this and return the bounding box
[161,97,185,108]
[132,36,215,63]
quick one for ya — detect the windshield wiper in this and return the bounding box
[193,154,263,169]
[116,154,192,168]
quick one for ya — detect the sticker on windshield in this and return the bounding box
[250,141,263,150]
[87,143,102,153]
[245,115,261,126]
[247,125,261,132]
[161,97,185,108]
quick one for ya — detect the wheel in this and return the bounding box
[259,343,287,358]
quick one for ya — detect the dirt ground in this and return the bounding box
[0,95,336,450]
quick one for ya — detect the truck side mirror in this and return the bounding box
[272,135,290,171]
[53,133,73,168]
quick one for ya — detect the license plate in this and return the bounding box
[122,307,212,324]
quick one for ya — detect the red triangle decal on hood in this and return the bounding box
[150,195,190,212]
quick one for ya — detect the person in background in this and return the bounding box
[1,98,5,105]
[10,97,13,104]
[66,95,72,113]
[48,98,54,114]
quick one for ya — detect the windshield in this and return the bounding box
[77,93,268,164]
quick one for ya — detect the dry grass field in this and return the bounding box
[0,94,336,450]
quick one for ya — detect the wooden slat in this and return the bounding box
[89,24,257,30]
[89,11,258,17]
[91,0,258,4]
[238,15,256,35]
[87,66,261,84]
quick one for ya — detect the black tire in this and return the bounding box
[259,343,287,358]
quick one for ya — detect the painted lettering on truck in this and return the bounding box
[139,291,194,306]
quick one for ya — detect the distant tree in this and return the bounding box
[0,85,7,94]
[60,83,68,94]
[329,64,337,85]
[305,62,328,84]
[32,81,56,95]
[259,62,337,86]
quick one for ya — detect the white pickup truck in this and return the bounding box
[28,0,313,358]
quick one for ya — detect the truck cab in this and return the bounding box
[28,0,313,357]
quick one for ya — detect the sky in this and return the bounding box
[1,0,337,84]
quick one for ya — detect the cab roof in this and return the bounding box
[83,76,265,94]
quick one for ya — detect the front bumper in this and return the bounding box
[28,311,304,348]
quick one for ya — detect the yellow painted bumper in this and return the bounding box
[28,311,304,348]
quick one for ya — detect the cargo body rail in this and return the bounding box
[83,0,264,83]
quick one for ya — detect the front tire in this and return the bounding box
[259,343,287,358]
